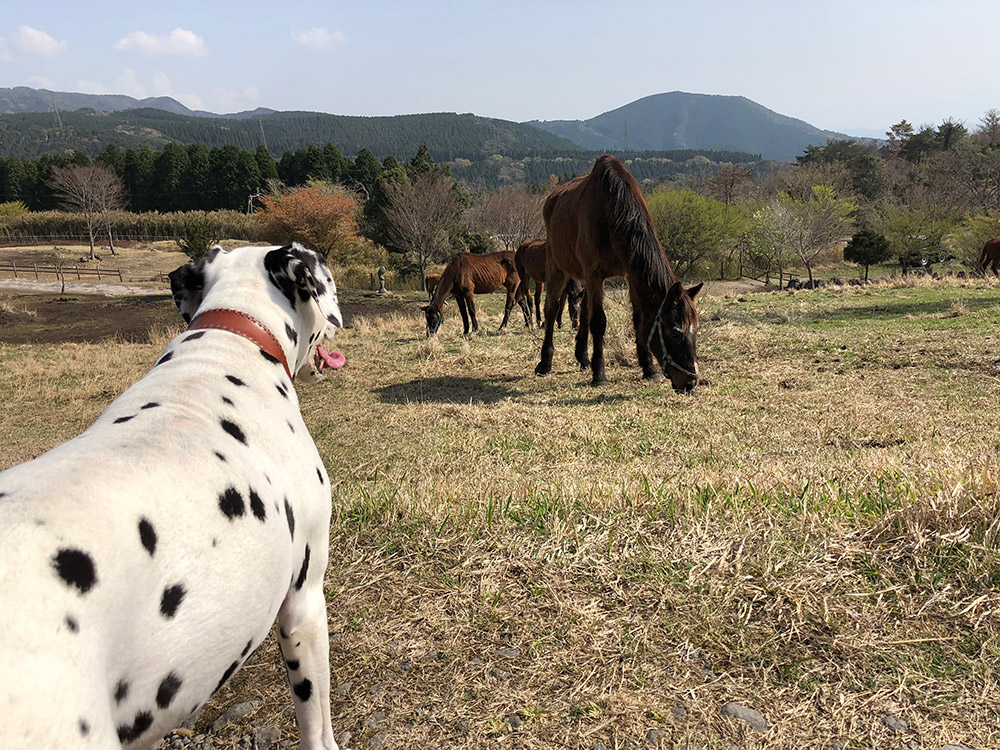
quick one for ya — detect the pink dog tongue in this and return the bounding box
[315,346,346,371]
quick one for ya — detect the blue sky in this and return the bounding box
[2,1,998,137]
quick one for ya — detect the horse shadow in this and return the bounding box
[375,375,521,405]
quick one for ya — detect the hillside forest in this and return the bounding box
[3,111,1000,286]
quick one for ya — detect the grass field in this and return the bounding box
[1,275,999,749]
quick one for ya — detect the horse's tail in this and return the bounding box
[979,243,991,270]
[514,250,530,302]
[594,155,672,287]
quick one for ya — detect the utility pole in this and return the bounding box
[624,119,629,152]
[247,189,263,215]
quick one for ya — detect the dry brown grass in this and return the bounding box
[1,277,999,749]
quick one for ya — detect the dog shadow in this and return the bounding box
[375,375,520,405]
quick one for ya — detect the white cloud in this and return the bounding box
[3,26,67,59]
[212,86,262,113]
[116,69,147,99]
[76,79,112,95]
[114,28,207,56]
[28,75,55,88]
[291,27,346,53]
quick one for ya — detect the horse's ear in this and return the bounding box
[665,281,684,305]
[686,282,704,299]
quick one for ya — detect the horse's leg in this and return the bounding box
[631,290,661,381]
[535,273,568,376]
[513,282,532,329]
[456,293,471,335]
[535,281,543,328]
[574,289,591,371]
[468,294,480,333]
[556,285,567,330]
[587,279,608,386]
[498,288,513,332]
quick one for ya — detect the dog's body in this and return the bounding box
[0,244,342,749]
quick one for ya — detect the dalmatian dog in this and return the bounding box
[0,244,343,749]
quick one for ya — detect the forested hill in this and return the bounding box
[0,107,581,161]
[526,91,850,162]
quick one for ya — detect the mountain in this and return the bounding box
[0,86,274,120]
[526,91,851,162]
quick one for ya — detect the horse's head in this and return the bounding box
[423,305,443,336]
[645,281,703,393]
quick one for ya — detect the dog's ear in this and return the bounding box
[168,261,206,324]
[265,243,343,327]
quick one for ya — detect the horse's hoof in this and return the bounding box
[535,363,551,376]
[591,377,608,387]
[643,371,664,383]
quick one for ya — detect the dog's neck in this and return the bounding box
[188,308,293,380]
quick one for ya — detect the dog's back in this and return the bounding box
[0,244,342,750]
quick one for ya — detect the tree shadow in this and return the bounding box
[375,375,521,405]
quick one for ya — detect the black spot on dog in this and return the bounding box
[293,679,313,702]
[156,672,182,709]
[117,711,153,744]
[286,659,300,671]
[285,323,298,346]
[114,415,135,424]
[259,348,281,366]
[114,679,129,704]
[294,545,311,591]
[219,487,245,520]
[214,661,239,695]
[327,313,339,324]
[79,718,90,736]
[141,402,159,410]
[276,382,289,399]
[241,639,253,658]
[0,492,6,500]
[138,518,156,556]
[221,396,234,407]
[160,584,186,619]
[214,451,227,462]
[53,549,97,594]
[220,419,247,445]
[183,331,206,342]
[249,489,266,521]
[155,351,174,367]
[287,421,295,434]
[66,615,79,632]
[279,626,289,640]
[219,419,247,445]
[284,499,295,540]
[212,538,218,547]
[226,375,247,387]
[316,467,324,484]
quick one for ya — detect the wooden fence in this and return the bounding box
[0,262,123,282]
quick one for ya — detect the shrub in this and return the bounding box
[255,183,361,261]
[177,215,219,259]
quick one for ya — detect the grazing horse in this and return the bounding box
[535,155,703,391]
[423,251,531,335]
[979,238,1000,275]
[514,238,584,329]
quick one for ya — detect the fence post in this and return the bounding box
[11,260,15,278]
[76,266,81,280]
[97,266,102,280]
[118,268,123,282]
[34,263,38,280]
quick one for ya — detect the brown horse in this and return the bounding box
[423,251,531,335]
[514,238,584,329]
[424,273,442,300]
[535,155,703,391]
[979,238,1000,275]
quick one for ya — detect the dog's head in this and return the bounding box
[169,244,344,382]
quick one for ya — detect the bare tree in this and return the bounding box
[977,109,1000,143]
[466,186,545,250]
[49,165,126,260]
[772,185,856,287]
[382,173,463,279]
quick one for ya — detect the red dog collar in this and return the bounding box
[188,308,293,380]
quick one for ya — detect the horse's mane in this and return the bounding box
[596,156,675,290]
[429,253,465,310]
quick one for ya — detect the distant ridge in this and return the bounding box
[525,91,852,162]
[0,86,274,120]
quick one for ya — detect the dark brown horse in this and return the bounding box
[535,155,703,391]
[514,238,584,329]
[423,251,530,335]
[979,238,1000,275]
